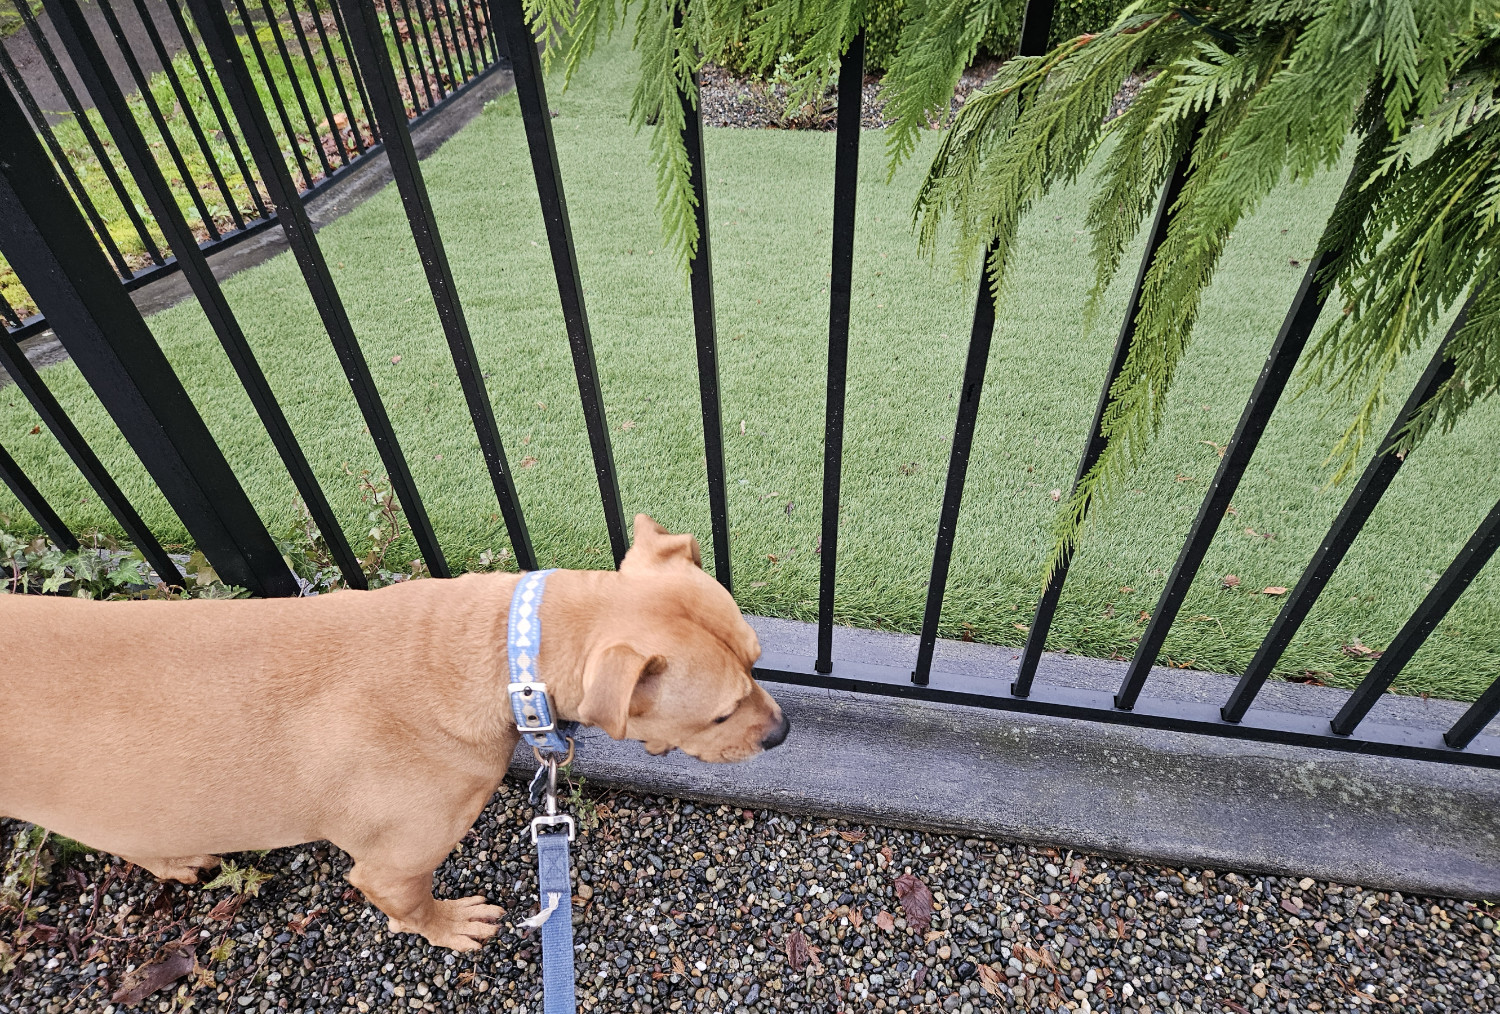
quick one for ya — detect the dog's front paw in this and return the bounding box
[393,896,505,951]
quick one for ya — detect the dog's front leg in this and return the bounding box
[346,854,504,951]
[336,781,506,951]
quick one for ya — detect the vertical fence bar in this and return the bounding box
[1447,676,1500,750]
[0,42,138,279]
[397,0,440,108]
[128,0,246,231]
[417,0,456,93]
[1112,165,1367,709]
[911,0,1059,686]
[97,0,222,241]
[410,0,450,100]
[1330,497,1500,736]
[815,30,865,673]
[308,0,368,153]
[337,0,535,570]
[162,0,270,221]
[1010,137,1197,697]
[45,0,364,588]
[327,0,378,137]
[681,67,732,590]
[185,0,451,577]
[911,246,999,684]
[284,0,350,168]
[257,0,336,181]
[1221,309,1468,722]
[0,330,183,583]
[493,0,628,564]
[0,81,298,597]
[438,0,471,81]
[231,0,316,189]
[0,441,78,552]
[12,0,165,267]
[381,0,425,115]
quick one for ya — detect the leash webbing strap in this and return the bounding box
[536,830,577,1013]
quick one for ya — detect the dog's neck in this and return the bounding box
[530,567,618,722]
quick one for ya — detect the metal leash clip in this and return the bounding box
[529,746,576,844]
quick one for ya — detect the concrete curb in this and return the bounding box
[514,616,1500,901]
[5,66,516,385]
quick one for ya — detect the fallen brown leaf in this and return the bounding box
[111,941,196,1006]
[848,907,863,930]
[520,456,539,469]
[1221,574,1240,588]
[874,910,895,932]
[390,355,402,365]
[893,872,934,932]
[784,929,821,972]
[1263,586,1288,596]
[977,963,1003,996]
[838,830,866,843]
[672,955,685,976]
[1341,639,1383,659]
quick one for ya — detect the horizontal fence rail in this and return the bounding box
[0,0,1495,769]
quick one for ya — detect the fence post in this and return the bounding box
[43,0,365,589]
[0,82,298,597]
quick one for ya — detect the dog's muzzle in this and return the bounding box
[760,713,791,751]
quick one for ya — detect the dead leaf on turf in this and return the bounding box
[1049,489,1061,501]
[520,456,539,469]
[893,872,934,932]
[390,355,402,365]
[1342,639,1383,659]
[1221,574,1240,588]
[110,941,196,1005]
[1262,586,1288,596]
[874,910,895,932]
[28,425,40,435]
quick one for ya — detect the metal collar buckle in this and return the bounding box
[510,680,556,734]
[528,755,577,842]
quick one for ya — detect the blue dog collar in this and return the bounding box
[507,569,574,757]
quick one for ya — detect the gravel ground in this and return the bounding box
[699,61,1148,130]
[3,778,1497,1014]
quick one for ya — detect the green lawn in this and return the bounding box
[3,25,1498,703]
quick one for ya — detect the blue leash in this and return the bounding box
[507,570,579,1014]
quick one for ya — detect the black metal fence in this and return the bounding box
[2,0,1497,769]
[0,0,500,340]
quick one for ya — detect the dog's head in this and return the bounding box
[575,515,789,763]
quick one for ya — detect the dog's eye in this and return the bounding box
[713,713,733,724]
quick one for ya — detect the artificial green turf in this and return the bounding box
[3,25,1498,703]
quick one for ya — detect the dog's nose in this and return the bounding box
[760,713,790,751]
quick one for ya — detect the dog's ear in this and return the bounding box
[622,513,702,572]
[578,644,667,740]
